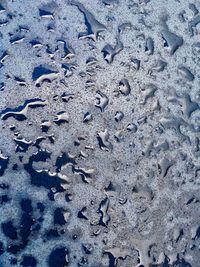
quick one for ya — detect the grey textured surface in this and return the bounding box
[0,0,200,266]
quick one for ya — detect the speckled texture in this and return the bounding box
[0,0,200,266]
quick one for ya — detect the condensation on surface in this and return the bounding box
[0,0,200,266]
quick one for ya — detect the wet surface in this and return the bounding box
[0,0,200,266]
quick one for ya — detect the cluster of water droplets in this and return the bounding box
[0,0,200,266]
